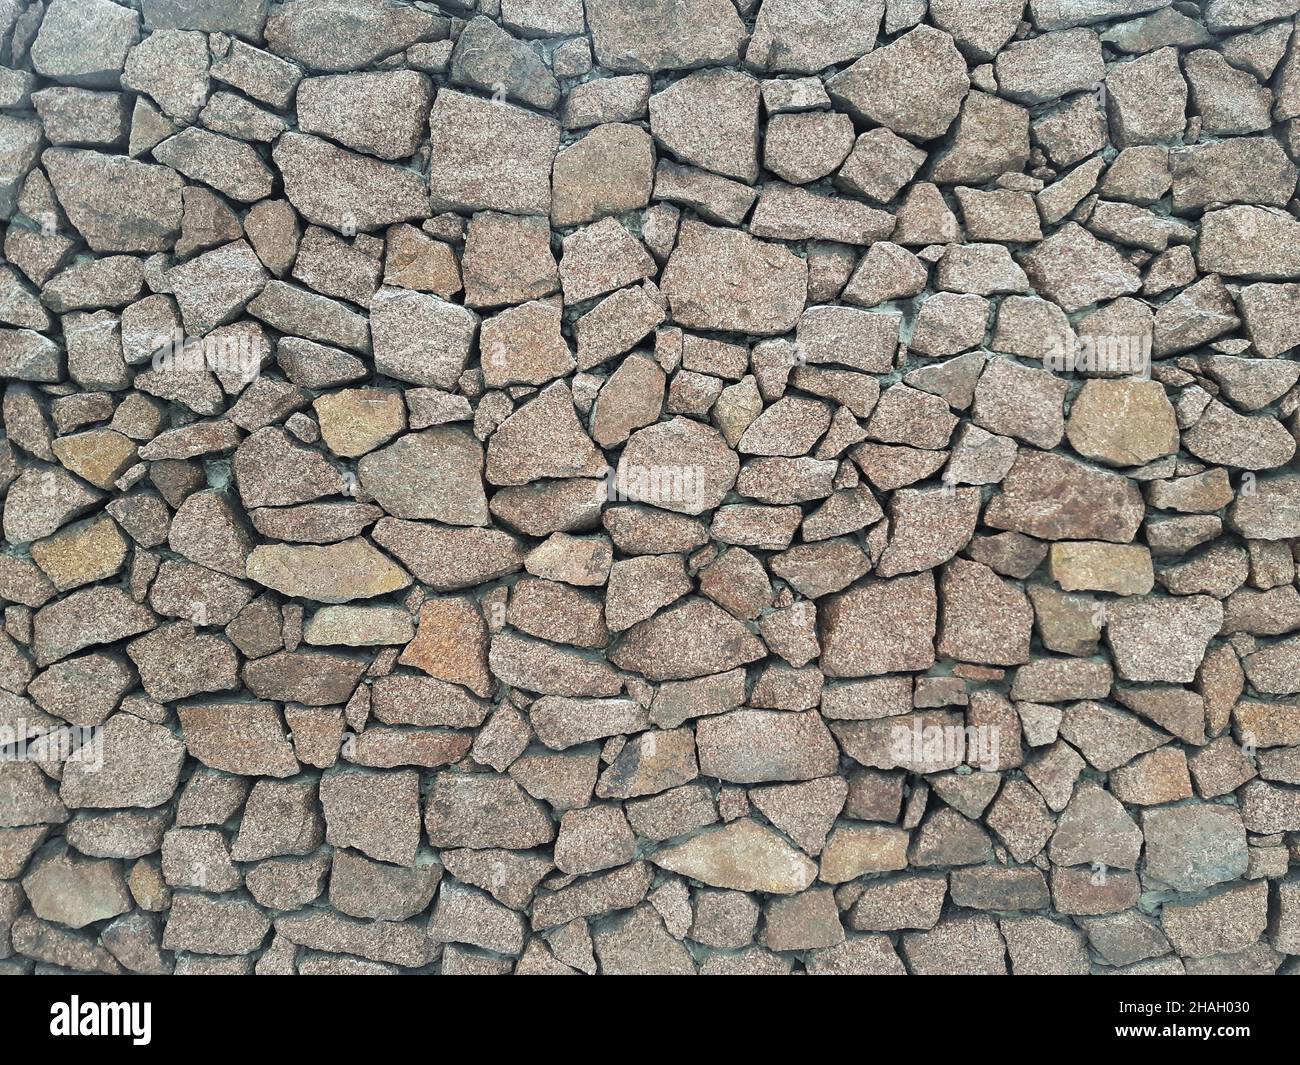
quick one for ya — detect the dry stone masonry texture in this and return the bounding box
[3,0,1300,977]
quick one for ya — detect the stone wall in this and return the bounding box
[1,0,1299,975]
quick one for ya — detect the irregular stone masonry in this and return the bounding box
[1,0,1300,976]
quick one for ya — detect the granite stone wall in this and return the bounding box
[1,0,1299,975]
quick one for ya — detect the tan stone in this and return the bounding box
[313,388,405,457]
[1049,541,1154,595]
[51,428,137,489]
[651,819,816,894]
[246,538,411,604]
[819,824,910,884]
[30,514,128,591]
[1065,379,1179,467]
[397,597,492,698]
[303,605,414,647]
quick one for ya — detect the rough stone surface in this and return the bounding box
[1,0,1294,980]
